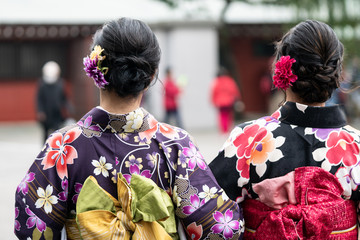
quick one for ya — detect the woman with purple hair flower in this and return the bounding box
[14,18,244,239]
[210,20,360,239]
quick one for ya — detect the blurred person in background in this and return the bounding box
[210,67,241,135]
[36,61,70,143]
[163,66,183,128]
[15,17,244,240]
[210,20,359,239]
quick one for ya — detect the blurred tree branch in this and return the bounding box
[155,0,360,58]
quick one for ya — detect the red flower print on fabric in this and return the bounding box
[186,222,203,240]
[271,110,281,120]
[233,124,271,179]
[41,128,81,179]
[159,122,179,139]
[273,56,297,90]
[326,130,359,167]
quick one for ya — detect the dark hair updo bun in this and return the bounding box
[92,17,161,97]
[274,20,344,103]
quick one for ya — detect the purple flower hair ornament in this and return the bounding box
[273,55,298,90]
[83,45,109,89]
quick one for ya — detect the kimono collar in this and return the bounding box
[277,101,347,128]
[78,107,152,133]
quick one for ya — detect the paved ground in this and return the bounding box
[0,121,227,239]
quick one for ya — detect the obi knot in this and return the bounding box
[243,167,357,240]
[75,173,177,239]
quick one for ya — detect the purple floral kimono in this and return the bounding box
[15,107,244,239]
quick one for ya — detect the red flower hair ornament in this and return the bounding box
[273,55,298,90]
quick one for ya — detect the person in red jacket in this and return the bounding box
[211,67,241,135]
[163,67,183,127]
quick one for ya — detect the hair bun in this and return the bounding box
[274,20,344,103]
[107,56,153,97]
[91,18,160,97]
[115,55,152,73]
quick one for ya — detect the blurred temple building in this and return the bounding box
[0,0,295,130]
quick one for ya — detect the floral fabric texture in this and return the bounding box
[15,107,244,239]
[210,101,360,239]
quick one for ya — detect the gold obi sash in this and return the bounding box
[73,173,177,240]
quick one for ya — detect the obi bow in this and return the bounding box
[76,173,177,240]
[243,167,357,240]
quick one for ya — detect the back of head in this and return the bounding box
[92,18,161,97]
[274,20,344,103]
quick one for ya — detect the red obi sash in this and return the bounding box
[243,167,357,240]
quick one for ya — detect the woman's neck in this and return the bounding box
[99,90,143,114]
[285,89,325,107]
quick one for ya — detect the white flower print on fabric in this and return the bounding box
[198,185,218,203]
[173,185,182,207]
[92,156,113,177]
[122,109,144,132]
[350,162,360,189]
[125,155,143,169]
[267,136,285,163]
[312,147,334,171]
[295,102,307,113]
[236,188,250,204]
[219,190,229,202]
[111,169,117,183]
[335,167,352,199]
[223,127,243,156]
[35,185,58,214]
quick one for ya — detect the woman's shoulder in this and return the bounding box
[233,114,283,132]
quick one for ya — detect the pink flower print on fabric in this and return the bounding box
[15,207,21,231]
[182,194,205,215]
[25,207,46,232]
[326,130,360,166]
[183,141,207,170]
[123,164,152,184]
[273,56,297,90]
[17,171,35,195]
[72,183,82,204]
[211,209,240,239]
[77,115,101,131]
[58,179,68,202]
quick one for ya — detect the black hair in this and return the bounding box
[91,17,161,97]
[273,20,344,103]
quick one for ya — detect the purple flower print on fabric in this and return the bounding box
[25,207,46,232]
[17,172,35,195]
[183,141,207,170]
[211,209,240,239]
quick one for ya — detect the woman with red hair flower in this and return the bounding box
[210,20,360,239]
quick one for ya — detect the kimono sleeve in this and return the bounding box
[209,151,242,201]
[173,136,244,239]
[15,128,81,239]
